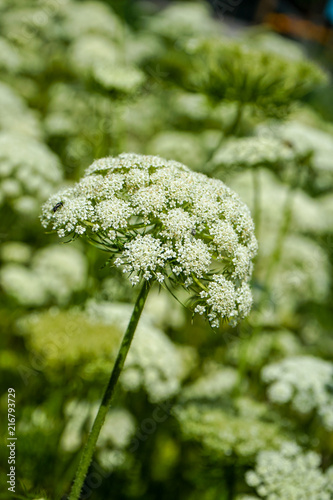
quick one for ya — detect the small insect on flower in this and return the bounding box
[191,228,196,236]
[52,201,63,213]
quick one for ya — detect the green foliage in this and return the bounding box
[185,38,328,117]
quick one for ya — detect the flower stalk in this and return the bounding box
[68,279,152,500]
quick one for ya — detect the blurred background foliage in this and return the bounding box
[0,1,333,499]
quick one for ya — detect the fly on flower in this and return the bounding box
[52,201,63,213]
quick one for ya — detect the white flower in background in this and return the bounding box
[93,65,145,94]
[170,91,212,123]
[0,244,87,306]
[180,365,238,401]
[262,356,333,430]
[33,245,87,302]
[229,168,330,236]
[60,399,135,471]
[147,131,207,171]
[122,95,167,146]
[44,82,115,142]
[60,400,135,453]
[62,0,123,40]
[245,31,305,61]
[245,442,333,499]
[210,136,296,172]
[319,192,333,233]
[69,34,118,75]
[143,288,186,330]
[0,132,62,214]
[18,301,196,402]
[18,407,55,435]
[69,34,145,93]
[41,153,257,328]
[268,235,330,316]
[146,1,220,40]
[124,31,163,66]
[227,329,302,369]
[0,82,41,138]
[173,400,285,458]
[259,120,333,191]
[236,496,258,500]
[85,301,196,403]
[0,36,22,72]
[0,264,47,307]
[0,241,32,264]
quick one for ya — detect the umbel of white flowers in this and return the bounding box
[41,154,257,328]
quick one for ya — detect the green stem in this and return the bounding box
[264,184,294,289]
[225,101,243,137]
[68,279,152,500]
[252,167,261,243]
[205,129,225,167]
[205,102,244,172]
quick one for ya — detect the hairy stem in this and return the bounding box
[68,279,152,500]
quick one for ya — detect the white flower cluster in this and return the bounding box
[69,34,145,93]
[62,0,123,40]
[45,82,114,142]
[144,289,185,330]
[245,442,333,500]
[230,168,330,236]
[211,136,296,171]
[1,244,87,306]
[60,400,135,471]
[60,400,135,452]
[0,82,41,138]
[171,91,212,123]
[262,356,333,430]
[227,329,301,369]
[246,31,305,61]
[259,120,333,191]
[18,407,55,435]
[146,2,220,41]
[41,153,257,327]
[180,365,238,401]
[0,36,21,72]
[0,131,62,214]
[147,130,206,171]
[173,401,285,458]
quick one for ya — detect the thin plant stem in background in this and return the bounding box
[206,103,244,172]
[252,167,261,244]
[264,158,305,289]
[264,183,294,289]
[226,101,243,137]
[69,280,152,500]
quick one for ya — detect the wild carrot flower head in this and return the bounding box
[40,153,257,327]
